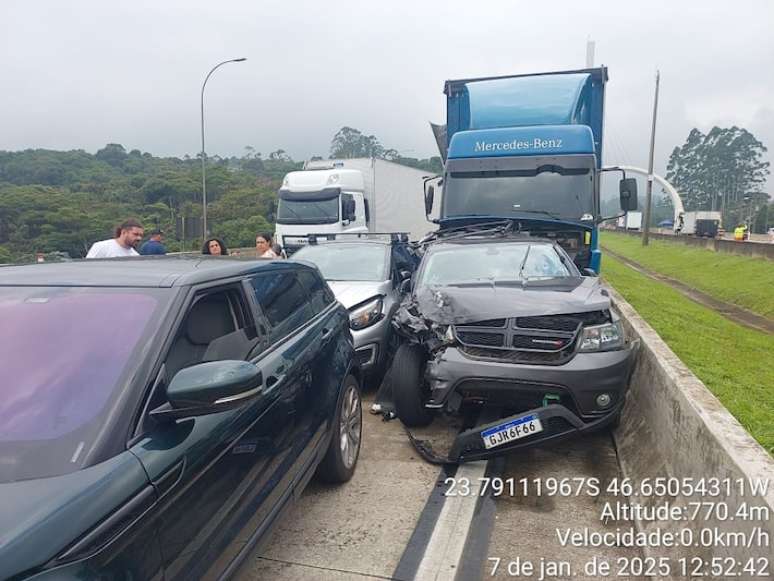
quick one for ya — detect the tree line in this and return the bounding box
[0,128,442,263]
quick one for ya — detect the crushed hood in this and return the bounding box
[327,280,391,310]
[412,276,609,325]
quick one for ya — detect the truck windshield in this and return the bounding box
[443,168,594,222]
[277,197,339,225]
[418,243,572,287]
[0,287,169,482]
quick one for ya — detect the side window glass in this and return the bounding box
[164,288,258,381]
[250,271,313,341]
[297,268,334,315]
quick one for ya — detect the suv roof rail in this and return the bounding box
[305,232,410,245]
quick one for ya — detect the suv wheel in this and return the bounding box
[317,375,362,483]
[392,344,434,427]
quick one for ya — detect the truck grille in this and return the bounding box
[453,312,606,365]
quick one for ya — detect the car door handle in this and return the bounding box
[266,374,286,389]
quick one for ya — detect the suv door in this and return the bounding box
[129,283,293,581]
[291,266,352,485]
[241,266,349,497]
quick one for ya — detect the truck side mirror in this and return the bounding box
[425,185,435,216]
[619,178,638,211]
[348,200,357,221]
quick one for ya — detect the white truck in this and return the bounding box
[616,211,642,230]
[275,158,433,254]
[682,211,722,237]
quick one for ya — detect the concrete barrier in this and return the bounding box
[611,289,774,571]
[611,229,774,260]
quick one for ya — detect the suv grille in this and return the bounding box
[454,312,607,365]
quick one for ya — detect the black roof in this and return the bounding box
[0,255,300,288]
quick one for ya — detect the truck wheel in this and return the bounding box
[317,375,362,483]
[392,344,434,427]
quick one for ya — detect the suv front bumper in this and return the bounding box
[426,341,638,418]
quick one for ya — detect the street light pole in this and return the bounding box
[200,57,246,241]
[642,70,660,247]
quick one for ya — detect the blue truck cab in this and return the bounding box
[428,67,637,273]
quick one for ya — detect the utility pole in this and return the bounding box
[642,70,660,246]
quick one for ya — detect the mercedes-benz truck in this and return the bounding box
[426,67,637,272]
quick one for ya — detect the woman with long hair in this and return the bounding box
[202,237,228,256]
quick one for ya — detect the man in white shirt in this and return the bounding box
[86,219,145,258]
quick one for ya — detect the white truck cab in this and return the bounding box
[275,165,370,254]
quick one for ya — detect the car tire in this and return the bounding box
[317,374,362,484]
[392,344,434,427]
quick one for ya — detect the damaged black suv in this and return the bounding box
[391,223,638,462]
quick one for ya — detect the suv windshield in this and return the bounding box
[443,168,594,222]
[294,243,390,281]
[0,287,169,482]
[277,197,339,224]
[418,243,572,287]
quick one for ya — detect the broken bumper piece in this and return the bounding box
[447,401,623,463]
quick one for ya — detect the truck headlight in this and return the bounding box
[578,321,625,352]
[349,297,383,330]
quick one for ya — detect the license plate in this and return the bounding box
[285,237,308,246]
[481,414,543,449]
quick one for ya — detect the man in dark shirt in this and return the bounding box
[139,230,167,255]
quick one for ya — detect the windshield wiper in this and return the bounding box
[511,209,564,220]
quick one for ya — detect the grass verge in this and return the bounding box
[601,231,774,319]
[603,256,774,454]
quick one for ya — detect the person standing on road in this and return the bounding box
[139,230,167,255]
[256,232,279,258]
[86,219,144,258]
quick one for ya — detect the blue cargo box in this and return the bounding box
[444,68,607,167]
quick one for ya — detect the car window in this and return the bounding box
[0,286,171,482]
[297,268,335,315]
[164,287,259,381]
[249,270,314,342]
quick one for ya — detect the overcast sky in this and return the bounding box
[1,0,772,190]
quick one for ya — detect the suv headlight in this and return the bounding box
[349,297,383,330]
[578,320,625,352]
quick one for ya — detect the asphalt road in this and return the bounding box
[234,396,639,581]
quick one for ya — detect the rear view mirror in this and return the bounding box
[424,185,435,217]
[153,360,263,420]
[619,178,638,211]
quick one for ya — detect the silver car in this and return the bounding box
[293,239,413,381]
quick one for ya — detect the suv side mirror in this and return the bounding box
[619,178,638,211]
[152,360,263,420]
[424,185,435,217]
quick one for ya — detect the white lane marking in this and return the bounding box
[414,460,488,581]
